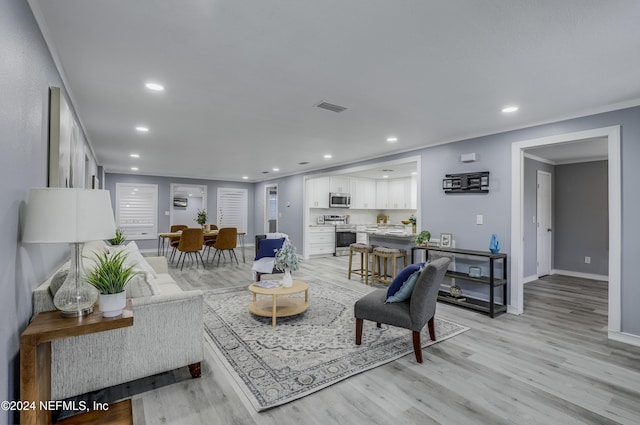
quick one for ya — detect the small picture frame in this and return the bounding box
[440,233,453,248]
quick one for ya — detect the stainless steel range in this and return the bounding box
[335,224,357,256]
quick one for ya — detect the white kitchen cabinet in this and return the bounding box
[378,177,416,209]
[306,177,330,208]
[388,178,406,209]
[375,180,389,209]
[329,176,350,193]
[307,226,336,256]
[350,177,376,209]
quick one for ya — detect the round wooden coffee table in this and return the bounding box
[248,280,309,327]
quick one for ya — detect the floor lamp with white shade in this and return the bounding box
[22,188,117,317]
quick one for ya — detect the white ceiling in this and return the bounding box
[525,137,608,164]
[28,1,640,182]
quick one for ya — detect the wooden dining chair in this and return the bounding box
[169,224,188,262]
[175,228,206,270]
[203,224,219,261]
[209,227,238,266]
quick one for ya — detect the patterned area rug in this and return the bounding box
[203,277,469,411]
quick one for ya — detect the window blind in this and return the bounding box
[115,183,158,239]
[217,188,247,232]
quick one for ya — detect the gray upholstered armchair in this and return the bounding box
[354,257,450,363]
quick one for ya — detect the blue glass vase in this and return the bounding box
[489,233,500,253]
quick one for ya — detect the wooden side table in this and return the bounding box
[20,301,134,425]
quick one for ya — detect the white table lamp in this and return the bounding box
[23,188,117,317]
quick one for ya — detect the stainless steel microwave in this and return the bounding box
[329,193,351,208]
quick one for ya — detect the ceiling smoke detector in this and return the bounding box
[315,101,347,113]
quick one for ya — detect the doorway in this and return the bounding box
[265,185,278,234]
[510,125,621,338]
[170,184,208,227]
[536,170,552,277]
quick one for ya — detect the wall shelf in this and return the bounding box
[442,171,489,194]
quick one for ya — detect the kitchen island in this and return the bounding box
[360,229,421,262]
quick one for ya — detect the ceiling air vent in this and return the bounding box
[298,161,310,165]
[315,101,347,113]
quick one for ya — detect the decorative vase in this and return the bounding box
[204,224,210,232]
[449,285,462,298]
[489,233,500,253]
[99,291,126,317]
[412,224,416,234]
[282,269,293,288]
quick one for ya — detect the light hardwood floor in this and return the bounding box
[90,254,640,425]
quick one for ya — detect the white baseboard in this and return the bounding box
[608,331,640,347]
[551,269,609,282]
[523,275,538,284]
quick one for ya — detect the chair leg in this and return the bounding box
[198,251,206,269]
[231,249,239,265]
[355,318,363,345]
[188,362,201,378]
[376,322,381,328]
[427,316,436,341]
[412,331,423,363]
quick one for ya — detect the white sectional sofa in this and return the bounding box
[31,240,204,400]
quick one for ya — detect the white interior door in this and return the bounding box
[264,185,278,233]
[536,171,552,277]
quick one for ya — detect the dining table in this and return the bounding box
[157,230,247,263]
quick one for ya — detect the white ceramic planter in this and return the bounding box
[282,269,293,288]
[99,291,126,317]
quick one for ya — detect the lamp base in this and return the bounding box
[53,242,99,318]
[60,305,94,317]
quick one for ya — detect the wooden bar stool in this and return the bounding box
[372,246,408,285]
[348,243,374,285]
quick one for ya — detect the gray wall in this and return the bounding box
[554,161,608,275]
[0,0,91,422]
[262,106,640,335]
[523,157,555,278]
[104,173,256,252]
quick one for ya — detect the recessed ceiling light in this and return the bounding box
[242,176,249,180]
[382,175,389,179]
[145,82,164,91]
[188,193,193,197]
[273,167,280,172]
[501,105,519,113]
[130,153,140,158]
[135,126,149,133]
[411,171,417,175]
[324,154,332,159]
[131,167,139,171]
[387,136,398,143]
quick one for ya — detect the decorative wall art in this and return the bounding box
[48,87,86,188]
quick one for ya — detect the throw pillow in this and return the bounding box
[386,262,425,298]
[125,271,158,298]
[48,267,69,298]
[255,238,285,260]
[112,241,158,278]
[385,268,423,303]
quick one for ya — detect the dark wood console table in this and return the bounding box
[427,246,507,318]
[20,301,134,425]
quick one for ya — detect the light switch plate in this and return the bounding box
[476,214,483,225]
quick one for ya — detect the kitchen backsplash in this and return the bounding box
[310,209,415,225]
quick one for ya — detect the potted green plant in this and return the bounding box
[408,215,417,233]
[274,241,300,288]
[107,227,127,246]
[195,209,208,230]
[413,230,431,247]
[85,250,136,317]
